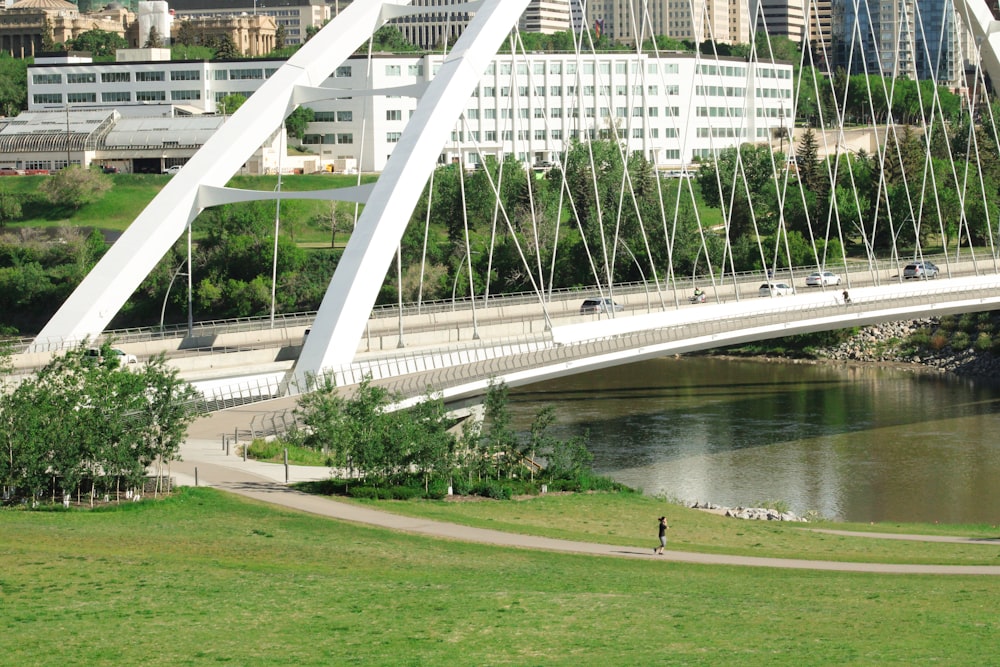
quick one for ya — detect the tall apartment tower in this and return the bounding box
[519,0,571,34]
[585,0,748,45]
[833,0,963,86]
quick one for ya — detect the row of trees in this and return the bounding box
[1,343,199,506]
[286,377,598,498]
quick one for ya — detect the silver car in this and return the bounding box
[903,262,938,279]
[759,282,795,297]
[580,297,624,314]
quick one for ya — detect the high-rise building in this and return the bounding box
[520,0,571,34]
[584,0,749,46]
[833,0,962,86]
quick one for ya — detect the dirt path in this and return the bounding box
[174,438,1000,575]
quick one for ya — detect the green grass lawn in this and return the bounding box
[319,489,1000,566]
[2,487,998,665]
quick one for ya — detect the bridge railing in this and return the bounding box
[182,274,1000,414]
[8,249,983,357]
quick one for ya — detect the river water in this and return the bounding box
[508,357,1000,524]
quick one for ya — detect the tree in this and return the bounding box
[39,165,112,211]
[0,187,22,228]
[68,30,127,57]
[0,343,197,505]
[0,53,27,117]
[212,34,240,59]
[144,25,164,49]
[274,23,286,50]
[219,93,247,116]
[285,106,315,139]
[174,21,198,47]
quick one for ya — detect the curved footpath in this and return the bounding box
[173,435,1000,576]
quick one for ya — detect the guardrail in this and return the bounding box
[9,250,984,357]
[187,276,1000,415]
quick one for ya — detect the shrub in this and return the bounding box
[348,486,381,500]
[471,481,512,500]
[974,332,992,352]
[930,334,949,350]
[951,331,970,351]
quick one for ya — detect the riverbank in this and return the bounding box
[816,319,1000,379]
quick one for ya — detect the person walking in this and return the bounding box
[655,516,669,555]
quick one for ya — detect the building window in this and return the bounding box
[337,133,353,144]
[335,66,351,77]
[485,130,496,141]
[385,65,401,76]
[101,72,130,83]
[33,73,62,85]
[386,132,401,143]
[171,70,201,81]
[484,108,496,119]
[337,111,353,122]
[408,64,423,76]
[66,73,95,84]
[100,92,130,102]
[214,70,229,80]
[33,93,63,104]
[387,109,402,121]
[67,92,97,103]
[137,71,165,82]
[171,90,202,100]
[230,69,263,80]
[136,90,166,101]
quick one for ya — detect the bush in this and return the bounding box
[951,331,970,351]
[471,481,512,500]
[930,334,949,350]
[974,332,992,353]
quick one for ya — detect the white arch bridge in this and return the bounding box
[20,0,1000,407]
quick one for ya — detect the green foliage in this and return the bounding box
[0,346,198,504]
[218,93,246,115]
[285,106,315,139]
[170,44,214,61]
[67,30,127,57]
[368,25,420,52]
[39,165,112,211]
[212,34,240,60]
[0,53,27,116]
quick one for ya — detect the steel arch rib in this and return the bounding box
[295,0,532,383]
[32,1,415,347]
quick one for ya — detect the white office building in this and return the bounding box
[25,51,793,172]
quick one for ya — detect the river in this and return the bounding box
[508,356,1000,524]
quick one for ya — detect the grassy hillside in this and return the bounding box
[1,172,375,241]
[2,487,997,665]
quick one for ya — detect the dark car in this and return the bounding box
[102,165,120,174]
[903,261,939,279]
[580,297,624,314]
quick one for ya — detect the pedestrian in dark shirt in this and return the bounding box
[655,516,669,555]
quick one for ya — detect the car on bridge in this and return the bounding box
[805,271,841,287]
[903,261,938,279]
[85,347,138,367]
[580,297,624,314]
[759,282,796,297]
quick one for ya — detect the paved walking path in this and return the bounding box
[176,413,1000,575]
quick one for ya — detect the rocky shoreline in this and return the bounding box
[812,319,1000,378]
[690,501,809,522]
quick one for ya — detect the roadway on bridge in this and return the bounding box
[173,431,1000,575]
